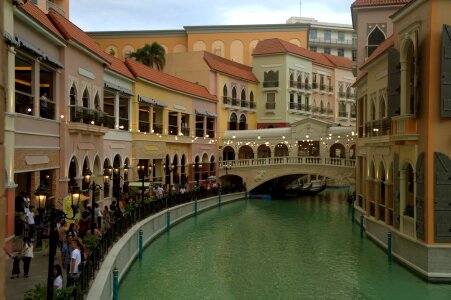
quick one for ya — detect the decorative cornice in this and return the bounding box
[87,30,187,39]
[184,23,309,33]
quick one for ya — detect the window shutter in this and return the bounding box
[387,48,401,117]
[413,31,420,117]
[434,152,451,242]
[416,152,425,240]
[393,153,400,230]
[441,25,451,117]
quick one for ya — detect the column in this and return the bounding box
[365,177,372,215]
[114,92,119,129]
[203,115,207,137]
[374,179,381,220]
[149,106,154,132]
[177,112,182,136]
[400,61,407,115]
[399,169,406,233]
[162,108,169,135]
[385,182,393,225]
[32,60,40,117]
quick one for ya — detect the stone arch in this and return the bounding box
[106,45,118,57]
[112,154,122,198]
[274,143,289,157]
[81,157,91,191]
[239,114,247,130]
[238,145,254,159]
[400,160,415,218]
[180,154,187,185]
[230,39,244,63]
[222,146,235,161]
[229,112,238,130]
[289,38,301,47]
[330,143,346,158]
[212,40,225,57]
[223,84,228,97]
[82,87,90,108]
[93,155,101,180]
[379,92,386,119]
[349,144,356,159]
[68,155,79,190]
[193,41,206,51]
[173,44,187,53]
[257,144,271,158]
[172,154,179,185]
[241,88,246,100]
[209,155,216,174]
[248,39,259,64]
[123,45,135,59]
[367,25,386,57]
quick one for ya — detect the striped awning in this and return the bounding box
[138,95,166,107]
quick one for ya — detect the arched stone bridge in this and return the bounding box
[218,156,356,191]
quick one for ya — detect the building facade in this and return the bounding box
[353,0,451,281]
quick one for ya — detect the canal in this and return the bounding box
[119,189,451,299]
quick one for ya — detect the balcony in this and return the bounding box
[363,118,392,137]
[289,102,296,110]
[67,106,109,135]
[338,111,348,118]
[232,98,239,106]
[289,80,297,88]
[312,82,318,90]
[263,81,279,88]
[391,116,418,142]
[328,86,333,94]
[168,124,179,135]
[222,96,232,106]
[249,101,256,110]
[350,112,356,119]
[309,37,355,48]
[181,126,190,136]
[241,100,248,109]
[346,93,355,99]
[195,128,204,137]
[139,120,150,133]
[339,91,346,99]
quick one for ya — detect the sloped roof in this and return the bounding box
[203,51,258,83]
[18,2,64,41]
[253,38,352,68]
[323,54,353,70]
[48,10,111,64]
[351,0,411,8]
[106,55,135,81]
[360,35,394,70]
[253,38,313,60]
[125,58,217,102]
[352,71,367,87]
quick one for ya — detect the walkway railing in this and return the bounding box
[219,156,356,169]
[76,189,234,299]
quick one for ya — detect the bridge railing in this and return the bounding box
[219,156,355,169]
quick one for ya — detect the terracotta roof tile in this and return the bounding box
[48,10,111,64]
[203,52,258,83]
[360,35,394,69]
[106,55,135,80]
[323,54,353,70]
[125,58,217,102]
[253,38,347,68]
[351,0,411,8]
[19,2,64,40]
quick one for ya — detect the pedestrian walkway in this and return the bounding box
[4,238,62,300]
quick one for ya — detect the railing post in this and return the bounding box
[218,191,222,207]
[138,229,143,259]
[113,268,119,300]
[166,210,170,232]
[194,199,198,216]
[360,215,364,238]
[387,231,392,263]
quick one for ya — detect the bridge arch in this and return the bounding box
[238,145,254,159]
[257,144,271,158]
[222,146,235,161]
[330,143,346,158]
[274,143,289,157]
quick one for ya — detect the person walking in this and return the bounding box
[68,239,81,287]
[53,264,63,289]
[4,247,20,279]
[21,237,33,277]
[94,203,102,230]
[61,234,74,286]
[103,206,111,229]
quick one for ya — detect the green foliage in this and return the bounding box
[24,284,77,300]
[108,48,116,56]
[129,42,166,70]
[83,235,99,249]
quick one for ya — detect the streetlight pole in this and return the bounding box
[35,184,80,300]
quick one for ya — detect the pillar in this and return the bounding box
[114,91,120,129]
[400,61,407,115]
[162,108,169,135]
[32,59,40,117]
[149,106,154,132]
[374,179,381,220]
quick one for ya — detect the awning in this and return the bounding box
[138,95,166,107]
[104,81,134,96]
[195,109,217,117]
[12,35,64,68]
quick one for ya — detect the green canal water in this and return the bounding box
[119,189,451,299]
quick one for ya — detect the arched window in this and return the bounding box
[239,114,247,130]
[371,101,376,121]
[223,84,228,97]
[289,73,294,87]
[229,113,238,130]
[379,95,386,119]
[367,26,386,57]
[249,91,255,109]
[297,74,302,89]
[241,89,246,108]
[232,86,237,105]
[264,70,279,87]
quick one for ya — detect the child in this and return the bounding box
[3,247,20,279]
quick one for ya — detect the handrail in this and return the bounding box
[218,156,356,168]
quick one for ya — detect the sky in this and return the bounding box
[70,0,354,32]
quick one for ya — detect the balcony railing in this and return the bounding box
[263,81,279,88]
[119,118,129,131]
[206,129,215,138]
[168,124,179,135]
[265,102,276,110]
[223,96,231,105]
[320,84,326,91]
[347,93,355,99]
[363,118,392,137]
[312,82,318,89]
[249,101,256,109]
[289,80,297,88]
[181,126,190,136]
[338,111,348,118]
[305,84,311,90]
[339,91,346,98]
[289,102,296,110]
[350,112,356,118]
[232,98,239,106]
[241,100,248,108]
[195,128,204,137]
[139,120,150,133]
[40,98,56,120]
[15,91,34,115]
[153,123,163,134]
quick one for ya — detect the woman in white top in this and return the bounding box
[53,264,63,289]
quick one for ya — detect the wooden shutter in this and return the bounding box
[388,47,401,117]
[416,152,425,240]
[441,25,451,117]
[434,152,451,242]
[393,153,400,229]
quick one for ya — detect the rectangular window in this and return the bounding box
[338,49,345,57]
[352,50,357,62]
[118,96,129,130]
[324,47,331,54]
[266,93,275,109]
[310,29,317,39]
[324,30,331,41]
[310,46,317,52]
[195,115,204,137]
[338,31,345,41]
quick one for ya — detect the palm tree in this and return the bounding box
[130,42,166,71]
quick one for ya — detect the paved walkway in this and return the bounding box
[4,239,63,300]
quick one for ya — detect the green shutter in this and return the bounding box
[441,25,451,117]
[434,152,451,242]
[416,153,425,240]
[387,48,401,117]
